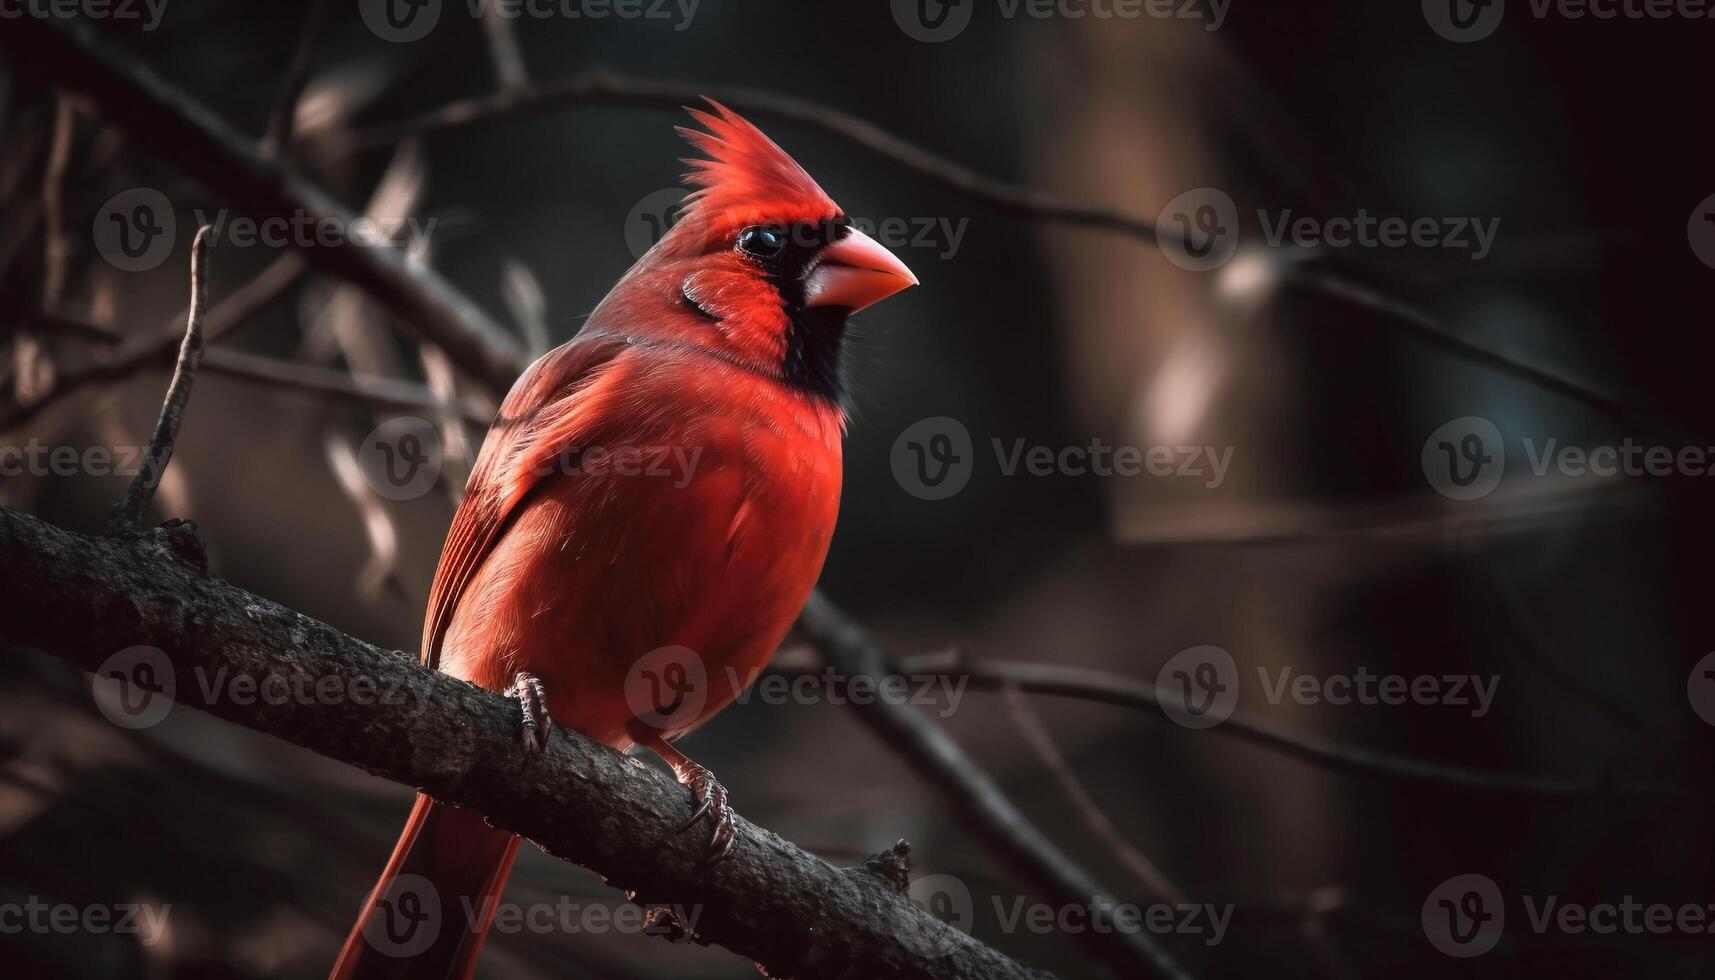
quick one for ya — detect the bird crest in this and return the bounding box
[675,100,841,240]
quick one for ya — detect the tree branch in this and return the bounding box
[0,13,525,395]
[0,503,1053,980]
[798,593,1193,980]
[0,19,1170,976]
[901,655,1683,799]
[328,69,1648,428]
[107,224,210,531]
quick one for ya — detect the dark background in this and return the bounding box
[2,1,1713,977]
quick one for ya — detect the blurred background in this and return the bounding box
[3,1,1714,977]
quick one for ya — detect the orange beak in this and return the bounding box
[802,228,919,311]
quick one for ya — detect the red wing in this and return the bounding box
[420,334,632,670]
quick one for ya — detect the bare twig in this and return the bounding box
[906,655,1685,798]
[0,505,1054,980]
[0,14,525,394]
[333,68,1165,239]
[107,225,211,532]
[1472,561,1650,737]
[330,70,1655,429]
[480,0,530,92]
[13,307,492,423]
[2,253,303,433]
[41,94,77,310]
[1293,268,1646,427]
[798,592,1194,980]
[261,0,337,158]
[208,347,490,422]
[1000,685,1187,905]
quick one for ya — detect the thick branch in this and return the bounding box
[0,505,1052,980]
[0,19,1193,975]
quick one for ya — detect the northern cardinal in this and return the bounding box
[331,102,917,979]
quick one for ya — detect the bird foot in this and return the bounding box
[676,761,736,864]
[510,672,554,754]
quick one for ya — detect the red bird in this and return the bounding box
[331,102,916,979]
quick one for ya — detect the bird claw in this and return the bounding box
[510,672,554,755]
[677,762,736,865]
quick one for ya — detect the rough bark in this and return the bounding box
[0,505,1054,980]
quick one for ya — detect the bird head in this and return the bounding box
[601,101,918,402]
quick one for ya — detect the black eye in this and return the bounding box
[737,226,786,259]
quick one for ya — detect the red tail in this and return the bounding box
[330,794,520,980]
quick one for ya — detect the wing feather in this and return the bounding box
[420,335,632,669]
